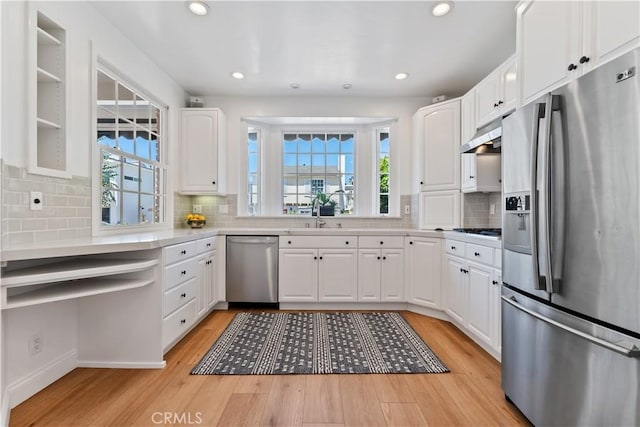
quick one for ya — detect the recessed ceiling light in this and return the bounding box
[290,83,300,89]
[431,1,454,17]
[231,72,245,80]
[343,83,352,90]
[395,72,409,80]
[187,1,209,16]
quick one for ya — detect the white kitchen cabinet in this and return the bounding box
[444,254,467,324]
[405,237,442,309]
[279,249,319,302]
[492,269,502,355]
[461,153,501,193]
[180,108,227,194]
[474,55,517,128]
[28,9,70,178]
[461,89,476,145]
[466,261,494,347]
[196,249,216,317]
[318,249,358,302]
[517,0,639,106]
[358,248,404,302]
[418,190,461,230]
[413,99,461,192]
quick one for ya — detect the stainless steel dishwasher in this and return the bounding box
[226,236,278,304]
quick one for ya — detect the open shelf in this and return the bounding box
[2,258,158,287]
[36,117,61,129]
[37,26,61,45]
[3,277,155,310]
[37,66,62,83]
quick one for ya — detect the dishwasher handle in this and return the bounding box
[227,236,279,245]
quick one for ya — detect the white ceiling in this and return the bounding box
[91,1,517,98]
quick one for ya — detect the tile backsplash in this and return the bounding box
[462,192,502,228]
[175,193,418,230]
[1,162,92,248]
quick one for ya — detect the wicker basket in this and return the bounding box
[188,220,206,229]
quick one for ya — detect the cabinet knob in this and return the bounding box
[382,256,386,260]
[180,319,186,325]
[206,243,212,247]
[469,175,475,179]
[460,268,464,273]
[568,63,577,71]
[474,252,480,257]
[420,181,424,185]
[493,102,498,108]
[314,256,317,260]
[212,181,216,185]
[380,241,384,245]
[451,246,456,250]
[319,256,323,260]
[579,56,590,64]
[180,293,187,298]
[409,241,413,245]
[492,280,498,285]
[180,250,186,255]
[288,240,292,244]
[498,100,504,105]
[377,256,381,260]
[345,241,349,245]
[181,270,187,275]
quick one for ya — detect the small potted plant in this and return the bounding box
[185,213,206,228]
[312,192,336,216]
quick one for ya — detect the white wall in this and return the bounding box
[203,95,430,199]
[1,1,187,177]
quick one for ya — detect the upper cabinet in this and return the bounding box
[474,55,517,128]
[29,10,70,178]
[180,108,227,195]
[517,0,639,106]
[461,89,476,146]
[413,99,461,192]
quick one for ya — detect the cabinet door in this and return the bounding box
[474,72,499,128]
[499,56,517,114]
[381,249,404,301]
[421,100,461,191]
[517,1,582,105]
[180,109,220,193]
[318,249,358,302]
[466,262,494,346]
[205,251,217,308]
[444,255,467,324]
[279,249,318,301]
[406,238,442,309]
[461,89,476,145]
[492,269,502,356]
[418,190,461,230]
[195,255,207,318]
[461,153,477,191]
[358,250,381,301]
[584,1,640,72]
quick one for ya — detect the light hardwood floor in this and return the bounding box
[9,310,530,426]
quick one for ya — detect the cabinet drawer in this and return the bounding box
[445,239,466,256]
[359,236,404,249]
[466,243,494,265]
[163,299,196,349]
[164,258,197,290]
[494,248,502,268]
[164,278,196,316]
[197,237,216,254]
[164,241,197,265]
[280,236,357,249]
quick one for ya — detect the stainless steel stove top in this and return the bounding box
[452,228,502,237]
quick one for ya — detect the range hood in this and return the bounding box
[460,118,502,153]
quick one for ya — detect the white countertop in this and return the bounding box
[0,227,498,262]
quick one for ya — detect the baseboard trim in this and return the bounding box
[77,360,166,369]
[8,350,77,408]
[278,302,407,311]
[405,304,451,321]
[0,390,10,427]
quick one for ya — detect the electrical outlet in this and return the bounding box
[490,203,496,215]
[29,333,43,355]
[219,204,229,214]
[192,204,202,214]
[30,192,43,211]
[404,205,411,215]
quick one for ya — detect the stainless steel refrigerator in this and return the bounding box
[501,48,640,426]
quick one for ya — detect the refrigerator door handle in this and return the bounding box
[538,94,556,293]
[530,100,547,291]
[502,295,640,358]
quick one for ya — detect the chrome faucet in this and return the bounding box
[313,199,326,228]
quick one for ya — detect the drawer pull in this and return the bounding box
[377,256,381,260]
[380,241,384,245]
[345,241,349,245]
[181,270,187,275]
[319,256,323,260]
[180,319,186,325]
[492,280,498,286]
[180,293,187,298]
[288,240,292,244]
[409,241,413,245]
[180,250,187,255]
[382,256,386,260]
[314,256,317,260]
[451,246,456,250]
[206,243,212,247]
[474,252,480,257]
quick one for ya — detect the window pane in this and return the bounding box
[326,154,339,168]
[139,194,157,224]
[311,154,325,171]
[118,131,135,154]
[140,162,155,194]
[101,190,120,225]
[297,155,311,169]
[121,191,140,225]
[283,153,296,167]
[340,136,354,153]
[298,135,311,153]
[248,153,258,173]
[122,158,140,192]
[151,135,159,162]
[379,195,389,214]
[342,154,354,174]
[136,130,151,159]
[312,135,325,152]
[283,140,297,153]
[326,135,340,152]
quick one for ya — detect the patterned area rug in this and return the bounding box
[191,312,449,375]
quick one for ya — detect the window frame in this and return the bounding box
[91,58,169,235]
[246,127,262,216]
[376,127,391,215]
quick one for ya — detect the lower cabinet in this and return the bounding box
[405,237,442,309]
[279,249,319,301]
[318,249,358,301]
[196,250,217,317]
[358,248,404,302]
[443,238,502,357]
